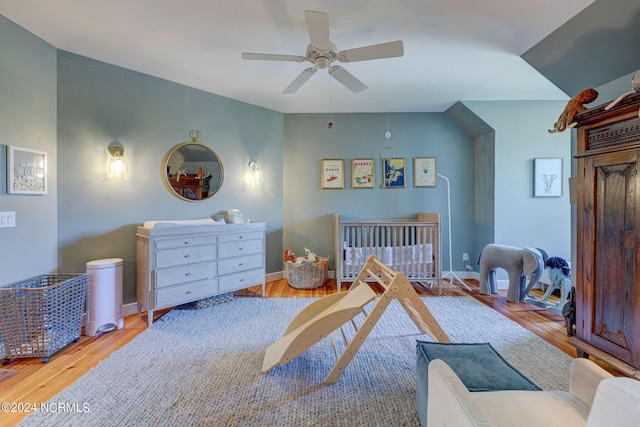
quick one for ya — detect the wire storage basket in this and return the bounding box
[285,257,328,289]
[0,274,88,364]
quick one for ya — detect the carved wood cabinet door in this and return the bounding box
[577,150,640,369]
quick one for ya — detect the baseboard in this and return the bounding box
[456,271,479,281]
[266,271,283,282]
[116,268,456,320]
[123,302,139,316]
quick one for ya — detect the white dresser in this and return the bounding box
[136,222,266,326]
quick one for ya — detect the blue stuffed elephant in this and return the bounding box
[478,244,548,303]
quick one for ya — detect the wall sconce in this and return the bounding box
[246,161,263,184]
[108,141,128,177]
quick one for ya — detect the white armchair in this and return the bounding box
[426,357,640,427]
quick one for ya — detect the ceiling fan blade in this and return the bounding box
[241,52,307,62]
[337,40,404,63]
[329,66,367,93]
[304,10,330,50]
[282,67,317,94]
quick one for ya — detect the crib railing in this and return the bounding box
[333,213,442,291]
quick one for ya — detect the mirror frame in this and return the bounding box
[162,132,224,202]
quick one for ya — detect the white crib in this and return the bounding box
[333,213,442,291]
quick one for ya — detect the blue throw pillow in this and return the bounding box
[415,341,540,426]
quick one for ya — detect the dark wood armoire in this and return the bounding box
[570,92,640,379]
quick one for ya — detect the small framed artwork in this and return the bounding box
[351,158,375,188]
[382,158,405,188]
[6,146,47,194]
[534,158,562,197]
[414,157,437,187]
[321,158,344,189]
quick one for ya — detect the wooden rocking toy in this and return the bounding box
[262,254,450,384]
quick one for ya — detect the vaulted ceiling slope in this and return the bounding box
[2,0,632,113]
[522,0,640,97]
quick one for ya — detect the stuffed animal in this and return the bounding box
[304,247,318,263]
[548,88,599,133]
[478,244,548,303]
[283,249,295,264]
[176,169,187,182]
[605,70,640,116]
[286,248,319,264]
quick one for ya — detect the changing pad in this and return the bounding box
[142,218,225,229]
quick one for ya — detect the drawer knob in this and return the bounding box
[184,254,190,258]
[186,291,192,295]
[185,273,191,276]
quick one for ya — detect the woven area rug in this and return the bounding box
[20,296,573,427]
[0,368,18,383]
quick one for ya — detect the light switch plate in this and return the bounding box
[0,211,16,228]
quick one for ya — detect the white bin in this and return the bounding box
[85,258,124,336]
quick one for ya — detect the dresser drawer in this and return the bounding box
[218,238,263,259]
[217,231,263,243]
[154,234,217,250]
[155,278,218,308]
[218,253,263,275]
[154,261,217,288]
[219,268,264,292]
[154,244,217,268]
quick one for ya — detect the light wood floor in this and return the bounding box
[0,278,619,426]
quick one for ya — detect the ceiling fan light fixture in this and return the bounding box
[315,57,330,69]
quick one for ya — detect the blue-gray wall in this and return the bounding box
[56,52,284,304]
[4,14,631,300]
[283,113,476,272]
[0,15,58,284]
[462,100,573,262]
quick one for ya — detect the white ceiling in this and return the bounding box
[0,0,596,113]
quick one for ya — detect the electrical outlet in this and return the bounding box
[0,211,16,228]
[462,253,470,262]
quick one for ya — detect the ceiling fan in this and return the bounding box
[241,10,404,94]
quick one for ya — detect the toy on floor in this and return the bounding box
[303,247,317,263]
[548,88,599,133]
[283,249,295,263]
[524,256,571,316]
[478,244,548,303]
[263,254,450,384]
[284,247,319,265]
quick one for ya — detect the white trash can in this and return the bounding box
[85,258,124,336]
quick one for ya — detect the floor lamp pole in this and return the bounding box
[437,173,471,290]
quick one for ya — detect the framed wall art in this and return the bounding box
[351,158,374,188]
[534,157,562,197]
[382,158,405,188]
[6,145,47,195]
[413,157,436,187]
[321,158,344,189]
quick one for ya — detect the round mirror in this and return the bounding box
[162,131,224,201]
